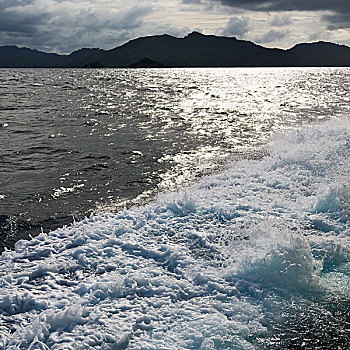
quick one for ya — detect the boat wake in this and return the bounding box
[0,118,349,349]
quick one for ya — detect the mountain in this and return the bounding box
[286,41,350,66]
[99,32,285,67]
[0,46,104,68]
[0,46,63,68]
[1,32,350,68]
[66,48,106,67]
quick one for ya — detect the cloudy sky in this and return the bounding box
[1,0,350,53]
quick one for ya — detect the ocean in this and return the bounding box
[0,67,349,349]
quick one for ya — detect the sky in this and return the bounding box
[0,0,350,53]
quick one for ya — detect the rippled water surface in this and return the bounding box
[0,68,350,349]
[1,67,349,249]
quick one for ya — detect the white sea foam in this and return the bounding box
[0,118,349,349]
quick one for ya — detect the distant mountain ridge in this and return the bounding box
[1,32,350,68]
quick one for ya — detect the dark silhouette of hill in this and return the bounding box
[67,48,105,67]
[286,41,350,66]
[129,57,164,68]
[99,32,286,67]
[0,46,103,67]
[0,46,63,67]
[1,32,350,68]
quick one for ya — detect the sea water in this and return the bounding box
[1,67,349,249]
[0,68,349,348]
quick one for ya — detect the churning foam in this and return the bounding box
[0,118,349,349]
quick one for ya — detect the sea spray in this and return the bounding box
[0,118,349,349]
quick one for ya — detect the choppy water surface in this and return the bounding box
[1,68,349,248]
[0,68,349,349]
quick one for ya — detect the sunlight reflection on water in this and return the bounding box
[0,67,349,246]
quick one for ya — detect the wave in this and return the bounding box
[0,118,349,349]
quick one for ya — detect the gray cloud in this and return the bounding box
[186,0,350,13]
[184,0,350,28]
[223,16,250,37]
[323,14,350,30]
[255,29,289,43]
[0,2,50,34]
[308,30,331,41]
[0,1,154,52]
[0,1,33,11]
[269,14,293,27]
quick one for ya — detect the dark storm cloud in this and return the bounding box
[184,0,350,28]
[0,1,154,52]
[185,0,350,13]
[323,14,350,30]
[0,7,49,34]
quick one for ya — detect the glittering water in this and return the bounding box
[0,68,350,349]
[1,68,349,250]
